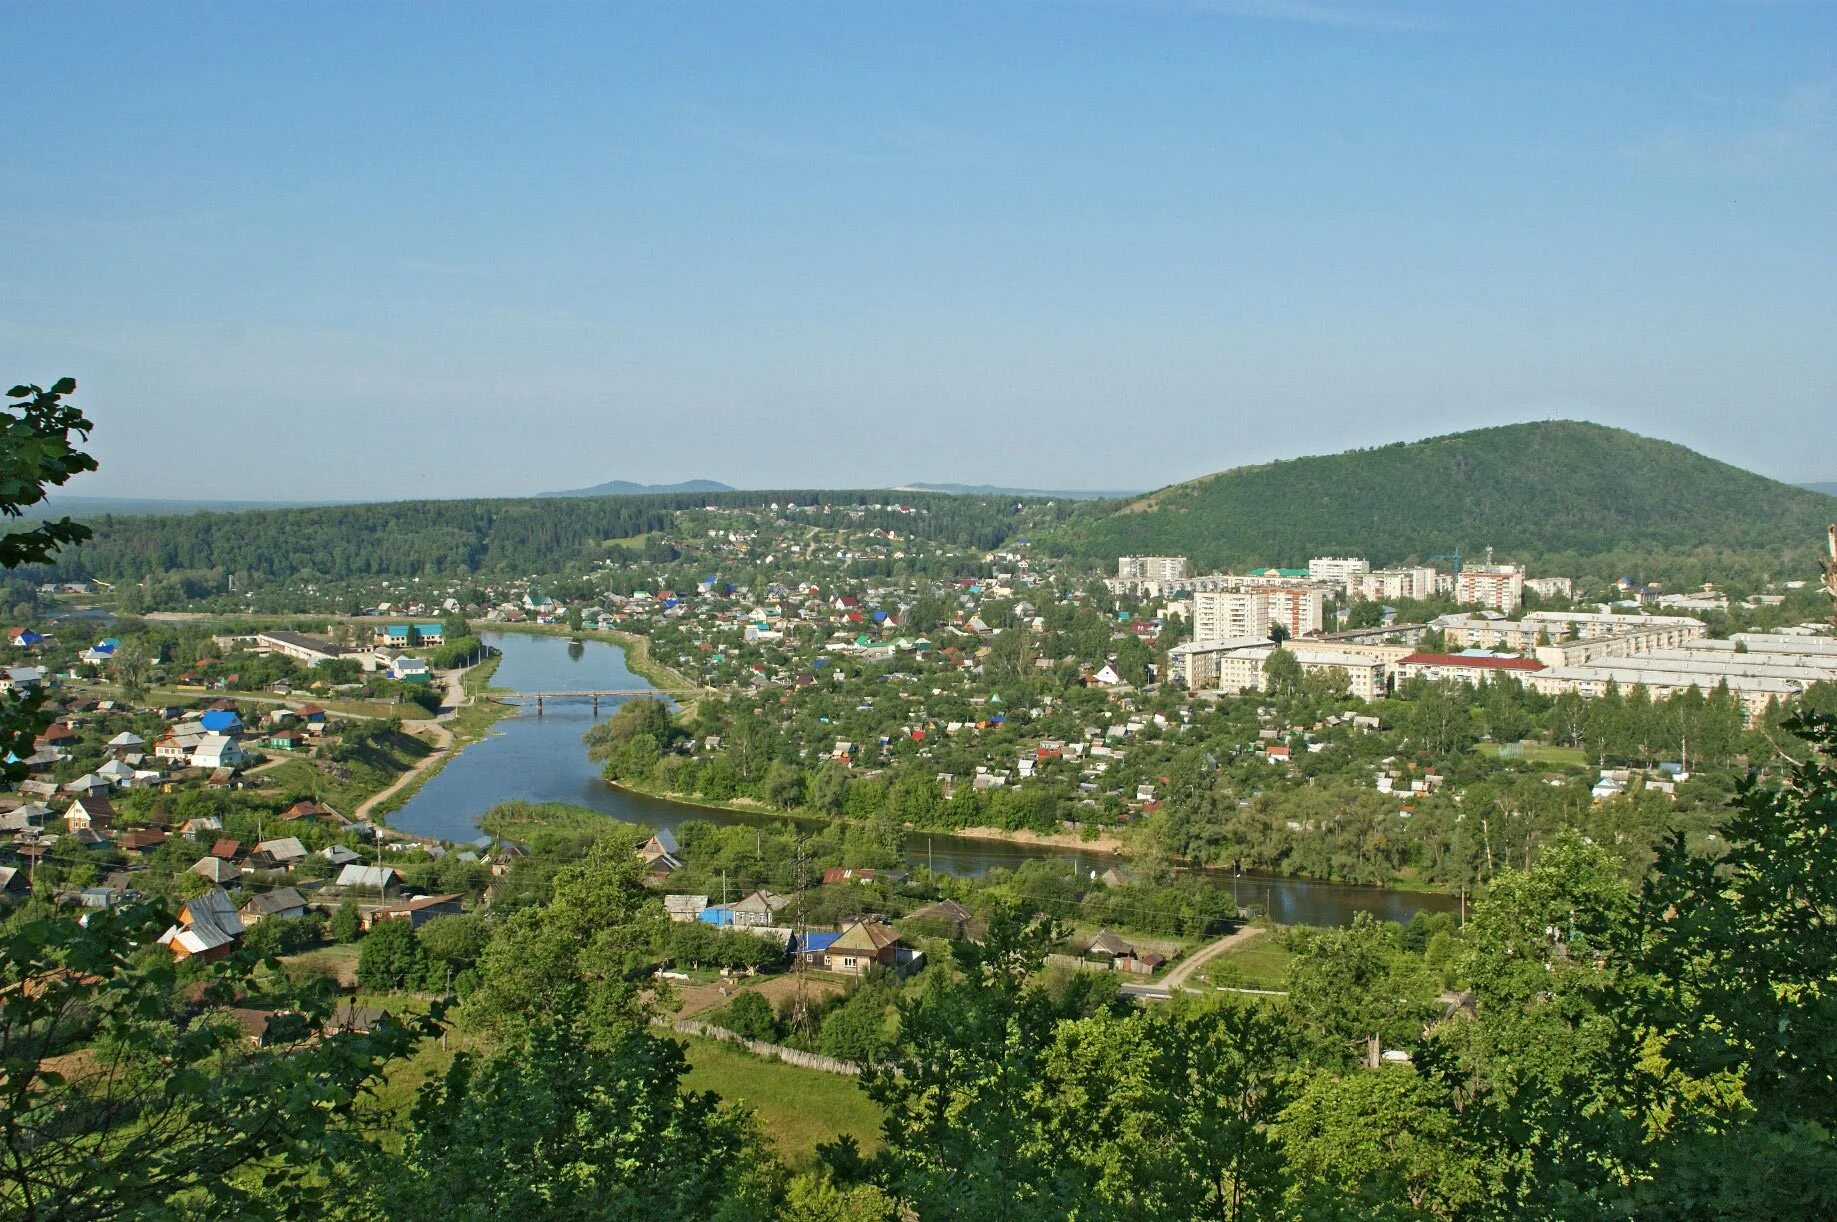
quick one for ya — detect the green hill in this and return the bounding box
[1053,421,1837,580]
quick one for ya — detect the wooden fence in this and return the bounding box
[661,1018,863,1077]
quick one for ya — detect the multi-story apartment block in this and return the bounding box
[1358,566,1439,603]
[1192,588,1323,641]
[1525,576,1574,602]
[1455,563,1526,614]
[1192,590,1267,640]
[1108,556,1190,599]
[1264,586,1325,638]
[1307,557,1371,589]
[1117,556,1189,583]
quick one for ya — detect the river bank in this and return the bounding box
[379,630,1461,922]
[477,621,703,693]
[369,654,515,827]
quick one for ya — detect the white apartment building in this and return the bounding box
[1108,556,1190,599]
[1357,567,1439,603]
[1456,564,1526,614]
[1217,644,1390,700]
[1525,576,1575,601]
[1193,588,1323,641]
[1166,636,1273,690]
[1192,591,1266,640]
[1117,556,1190,584]
[1307,557,1371,589]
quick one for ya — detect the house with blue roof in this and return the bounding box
[793,931,842,967]
[199,709,243,735]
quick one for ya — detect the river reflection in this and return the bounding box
[387,632,1457,926]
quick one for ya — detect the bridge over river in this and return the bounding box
[498,688,708,713]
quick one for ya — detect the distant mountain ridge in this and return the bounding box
[1800,481,1837,498]
[898,482,1141,501]
[539,478,736,499]
[1053,421,1837,572]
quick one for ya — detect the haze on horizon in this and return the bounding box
[4,1,1834,501]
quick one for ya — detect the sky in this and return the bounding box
[3,1,1835,500]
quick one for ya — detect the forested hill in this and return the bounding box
[33,489,1066,588]
[1047,421,1837,577]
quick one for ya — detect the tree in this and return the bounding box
[464,836,665,1042]
[1619,712,1837,1205]
[0,904,417,1220]
[1277,1066,1484,1218]
[724,990,777,1041]
[356,917,428,992]
[1,378,95,783]
[363,1018,773,1219]
[763,761,805,810]
[1262,648,1303,698]
[1286,913,1439,1066]
[417,913,490,974]
[329,900,362,943]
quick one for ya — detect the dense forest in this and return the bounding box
[1045,421,1837,583]
[31,489,1082,587]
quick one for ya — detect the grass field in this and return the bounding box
[1197,928,1296,992]
[1481,741,1589,767]
[259,729,433,813]
[678,1036,884,1167]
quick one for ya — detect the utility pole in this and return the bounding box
[1822,524,1837,630]
[792,833,809,1032]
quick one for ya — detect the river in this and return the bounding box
[388,631,1458,926]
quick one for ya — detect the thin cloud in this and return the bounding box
[1627,81,1835,176]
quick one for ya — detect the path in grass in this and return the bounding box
[678,1035,883,1167]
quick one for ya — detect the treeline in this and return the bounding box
[31,488,1069,588]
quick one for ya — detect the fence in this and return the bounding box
[661,1018,863,1077]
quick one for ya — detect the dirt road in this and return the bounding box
[1158,925,1268,991]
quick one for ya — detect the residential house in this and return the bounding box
[824,920,920,976]
[191,856,240,885]
[730,889,791,928]
[249,837,309,871]
[0,665,44,693]
[370,893,463,929]
[118,829,167,855]
[158,889,246,962]
[241,886,310,923]
[905,898,975,939]
[64,795,115,833]
[64,774,113,800]
[1084,930,1165,975]
[199,709,244,736]
[0,802,52,832]
[663,894,709,923]
[334,864,401,896]
[191,734,246,771]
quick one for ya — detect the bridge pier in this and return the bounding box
[592,694,599,716]
[536,695,543,715]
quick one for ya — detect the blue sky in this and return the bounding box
[4,1,1834,499]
